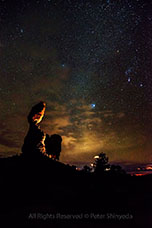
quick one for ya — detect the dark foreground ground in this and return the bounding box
[0,155,152,228]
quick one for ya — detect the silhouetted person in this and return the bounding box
[22,101,46,158]
[45,134,62,160]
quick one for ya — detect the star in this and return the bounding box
[91,103,96,109]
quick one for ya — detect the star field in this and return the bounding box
[0,0,151,167]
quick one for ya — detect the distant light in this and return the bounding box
[105,168,110,171]
[94,155,99,159]
[90,163,94,167]
[128,77,131,82]
[20,29,24,33]
[61,64,65,67]
[146,166,152,170]
[140,83,143,87]
[91,103,96,109]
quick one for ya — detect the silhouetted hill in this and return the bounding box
[0,155,152,227]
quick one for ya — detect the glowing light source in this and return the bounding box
[94,155,99,159]
[146,166,152,170]
[128,77,131,82]
[91,103,96,109]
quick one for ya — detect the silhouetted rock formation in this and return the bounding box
[45,134,62,160]
[22,101,46,157]
[22,101,63,160]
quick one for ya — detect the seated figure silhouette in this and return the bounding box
[45,134,62,160]
[22,101,47,158]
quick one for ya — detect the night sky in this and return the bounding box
[0,0,152,167]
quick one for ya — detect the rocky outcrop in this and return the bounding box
[22,101,62,160]
[45,134,62,160]
[22,102,46,158]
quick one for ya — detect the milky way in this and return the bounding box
[0,0,152,167]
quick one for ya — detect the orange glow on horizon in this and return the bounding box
[146,166,152,170]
